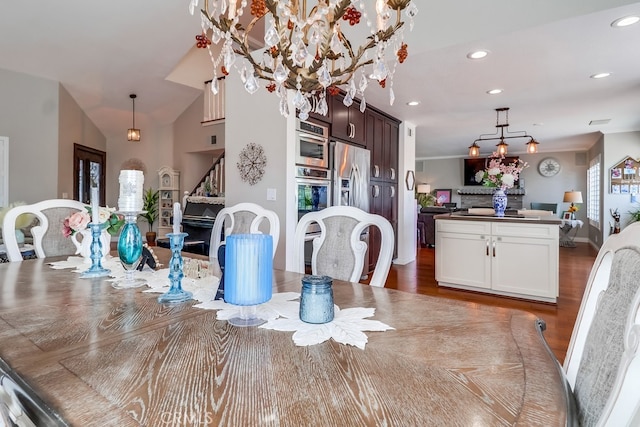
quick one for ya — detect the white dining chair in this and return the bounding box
[561,221,640,426]
[1,199,86,262]
[209,202,280,267]
[293,205,394,287]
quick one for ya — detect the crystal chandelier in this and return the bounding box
[189,0,418,120]
[468,107,539,157]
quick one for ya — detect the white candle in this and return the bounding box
[91,186,100,224]
[173,202,181,234]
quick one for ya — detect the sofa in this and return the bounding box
[417,206,456,248]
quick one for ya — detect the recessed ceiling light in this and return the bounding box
[611,15,640,27]
[406,101,420,106]
[486,89,502,95]
[466,50,489,60]
[590,72,611,79]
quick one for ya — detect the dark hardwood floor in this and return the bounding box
[384,242,599,364]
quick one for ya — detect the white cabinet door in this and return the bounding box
[491,234,558,298]
[436,232,491,289]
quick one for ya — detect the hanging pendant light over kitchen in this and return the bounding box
[469,107,539,157]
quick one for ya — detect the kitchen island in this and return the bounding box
[435,213,562,303]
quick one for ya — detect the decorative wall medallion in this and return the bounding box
[237,143,267,185]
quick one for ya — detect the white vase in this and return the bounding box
[72,228,111,264]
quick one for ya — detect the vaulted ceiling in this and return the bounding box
[1,1,639,159]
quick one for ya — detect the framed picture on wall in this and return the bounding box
[435,189,452,206]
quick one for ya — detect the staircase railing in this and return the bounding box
[189,150,225,197]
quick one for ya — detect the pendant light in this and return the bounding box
[470,108,539,156]
[127,94,141,142]
[468,142,480,157]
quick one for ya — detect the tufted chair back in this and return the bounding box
[1,199,86,262]
[562,221,640,426]
[293,206,394,287]
[209,202,280,269]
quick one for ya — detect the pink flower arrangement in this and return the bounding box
[475,152,528,190]
[62,206,124,237]
[62,211,90,237]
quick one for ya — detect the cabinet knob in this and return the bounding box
[373,165,380,178]
[390,186,395,198]
[389,168,396,180]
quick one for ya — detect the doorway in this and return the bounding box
[73,144,106,204]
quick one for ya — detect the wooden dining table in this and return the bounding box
[0,249,570,426]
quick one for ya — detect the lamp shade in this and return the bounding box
[417,184,431,194]
[468,142,480,157]
[563,191,583,203]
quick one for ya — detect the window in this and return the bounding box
[587,155,601,229]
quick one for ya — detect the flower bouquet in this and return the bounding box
[475,152,528,190]
[63,206,124,237]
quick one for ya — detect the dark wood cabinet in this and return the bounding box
[331,93,366,145]
[365,109,400,272]
[367,110,398,182]
[368,181,398,273]
[307,94,333,123]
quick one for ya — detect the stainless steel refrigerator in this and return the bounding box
[331,141,370,212]
[331,141,371,278]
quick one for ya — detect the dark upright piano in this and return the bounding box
[157,197,224,255]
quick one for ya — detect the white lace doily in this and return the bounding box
[260,305,394,349]
[47,257,393,348]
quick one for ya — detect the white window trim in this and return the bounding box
[587,154,601,230]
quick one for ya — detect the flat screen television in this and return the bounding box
[463,157,520,187]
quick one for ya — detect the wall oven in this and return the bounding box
[296,119,329,169]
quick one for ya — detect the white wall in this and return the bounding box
[0,69,59,203]
[105,124,174,214]
[602,131,640,242]
[173,91,226,196]
[0,69,107,206]
[396,121,417,264]
[58,85,106,200]
[224,76,289,270]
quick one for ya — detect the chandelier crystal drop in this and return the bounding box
[189,0,418,120]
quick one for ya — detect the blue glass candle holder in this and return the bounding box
[299,275,334,324]
[81,222,111,278]
[158,232,193,304]
[224,234,273,327]
[115,212,145,288]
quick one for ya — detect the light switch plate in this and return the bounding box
[267,188,276,201]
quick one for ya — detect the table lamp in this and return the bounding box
[417,184,431,194]
[563,191,583,219]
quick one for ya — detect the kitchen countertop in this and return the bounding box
[435,212,562,225]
